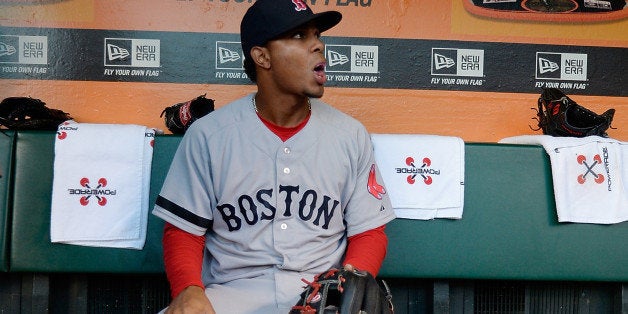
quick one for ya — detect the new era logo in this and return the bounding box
[0,35,47,65]
[431,48,484,77]
[104,38,160,68]
[0,41,16,57]
[107,44,130,61]
[325,44,378,74]
[536,52,587,81]
[327,50,349,67]
[215,41,243,70]
[218,47,240,63]
[433,53,455,70]
[538,57,559,74]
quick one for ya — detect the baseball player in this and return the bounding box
[152,0,396,313]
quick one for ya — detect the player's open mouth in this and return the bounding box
[314,62,327,85]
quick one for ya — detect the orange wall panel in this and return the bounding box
[1,0,626,141]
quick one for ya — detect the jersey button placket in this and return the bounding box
[279,157,289,230]
[276,146,293,243]
[282,147,291,174]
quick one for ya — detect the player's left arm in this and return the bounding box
[342,224,388,277]
[341,124,394,277]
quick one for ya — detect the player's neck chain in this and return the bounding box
[252,95,311,113]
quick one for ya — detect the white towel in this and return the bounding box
[500,135,628,224]
[50,122,155,249]
[371,134,465,220]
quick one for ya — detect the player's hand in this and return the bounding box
[165,285,215,314]
[343,263,355,272]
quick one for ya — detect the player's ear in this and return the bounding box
[250,46,271,70]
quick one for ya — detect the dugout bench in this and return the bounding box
[0,130,626,313]
[0,130,14,273]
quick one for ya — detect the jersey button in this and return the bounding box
[284,147,291,154]
[283,167,290,174]
[280,223,288,230]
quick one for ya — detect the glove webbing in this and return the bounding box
[292,269,346,314]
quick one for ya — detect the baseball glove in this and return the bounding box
[534,88,615,137]
[290,268,394,314]
[160,94,215,134]
[0,96,72,131]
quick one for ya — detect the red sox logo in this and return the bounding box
[576,154,604,184]
[292,0,307,11]
[367,164,386,200]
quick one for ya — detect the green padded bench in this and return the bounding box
[0,130,15,272]
[8,131,628,280]
[9,131,181,273]
[380,143,628,282]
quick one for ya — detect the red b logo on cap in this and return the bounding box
[292,0,307,11]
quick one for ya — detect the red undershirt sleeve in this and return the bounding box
[342,225,388,277]
[162,222,206,299]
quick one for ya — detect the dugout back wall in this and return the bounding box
[0,0,626,142]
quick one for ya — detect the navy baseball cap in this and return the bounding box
[240,0,342,59]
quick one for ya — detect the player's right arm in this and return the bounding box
[163,222,215,314]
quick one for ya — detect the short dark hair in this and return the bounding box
[243,57,257,83]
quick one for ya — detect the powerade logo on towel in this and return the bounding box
[576,149,613,192]
[0,35,47,64]
[395,156,441,185]
[431,48,484,77]
[68,177,117,207]
[104,38,160,68]
[536,52,587,81]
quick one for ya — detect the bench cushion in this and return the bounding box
[380,143,628,281]
[9,132,180,273]
[8,131,628,280]
[0,131,15,272]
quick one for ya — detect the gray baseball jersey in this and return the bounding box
[153,93,395,312]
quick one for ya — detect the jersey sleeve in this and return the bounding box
[152,127,215,236]
[343,126,396,237]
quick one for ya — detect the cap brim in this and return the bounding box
[273,11,342,41]
[311,11,342,33]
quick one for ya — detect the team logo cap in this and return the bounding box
[240,0,342,59]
